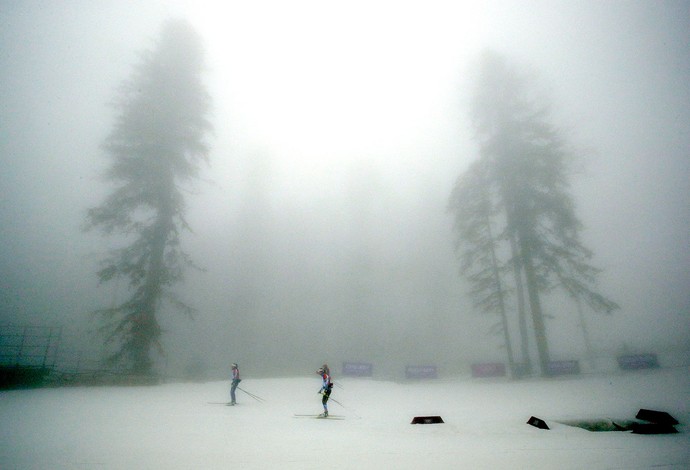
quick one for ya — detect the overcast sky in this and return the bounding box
[1,0,688,376]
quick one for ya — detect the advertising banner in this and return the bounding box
[546,360,580,376]
[405,365,438,379]
[617,354,659,370]
[342,362,374,377]
[471,363,506,378]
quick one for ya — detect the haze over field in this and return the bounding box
[1,0,689,377]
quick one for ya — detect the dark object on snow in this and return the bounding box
[635,409,679,425]
[632,409,679,434]
[612,421,632,431]
[411,416,444,424]
[558,419,632,432]
[527,416,549,430]
[631,422,678,434]
[557,413,682,434]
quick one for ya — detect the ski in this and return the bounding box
[207,402,233,405]
[293,414,345,420]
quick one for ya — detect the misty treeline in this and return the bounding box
[84,20,616,377]
[84,20,212,374]
[447,52,618,377]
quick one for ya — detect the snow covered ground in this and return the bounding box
[1,367,688,469]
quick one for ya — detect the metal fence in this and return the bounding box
[0,325,62,369]
[0,325,139,387]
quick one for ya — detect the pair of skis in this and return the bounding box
[205,405,345,419]
[293,413,345,420]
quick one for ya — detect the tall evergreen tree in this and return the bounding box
[448,159,516,373]
[449,51,617,376]
[85,20,212,374]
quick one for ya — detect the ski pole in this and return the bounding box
[319,393,345,409]
[239,387,264,401]
[240,389,263,402]
[320,393,361,418]
[239,387,266,402]
[329,396,347,408]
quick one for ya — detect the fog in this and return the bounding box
[1,0,688,378]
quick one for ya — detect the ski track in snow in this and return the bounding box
[1,368,689,469]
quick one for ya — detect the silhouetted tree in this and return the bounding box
[450,51,618,376]
[448,159,516,374]
[85,20,212,374]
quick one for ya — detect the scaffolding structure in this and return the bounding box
[0,325,62,388]
[0,325,62,369]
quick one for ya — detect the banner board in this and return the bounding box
[512,363,532,378]
[471,363,506,378]
[405,365,438,379]
[617,354,659,370]
[546,360,580,376]
[342,362,373,377]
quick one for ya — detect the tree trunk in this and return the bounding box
[519,238,551,376]
[576,299,596,370]
[509,233,531,376]
[131,190,171,374]
[486,217,516,377]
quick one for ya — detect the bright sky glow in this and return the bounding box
[183,1,488,174]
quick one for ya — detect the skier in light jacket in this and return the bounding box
[316,364,333,417]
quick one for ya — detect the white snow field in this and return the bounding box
[1,367,688,469]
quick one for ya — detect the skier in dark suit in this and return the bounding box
[230,363,241,405]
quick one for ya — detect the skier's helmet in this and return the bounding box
[231,363,238,369]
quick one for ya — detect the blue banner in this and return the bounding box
[405,365,438,379]
[618,354,659,370]
[342,362,373,377]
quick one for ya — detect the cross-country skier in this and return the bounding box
[316,365,333,417]
[230,363,241,405]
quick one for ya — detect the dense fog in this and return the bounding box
[1,0,688,378]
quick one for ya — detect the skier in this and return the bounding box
[316,365,333,417]
[230,363,241,405]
